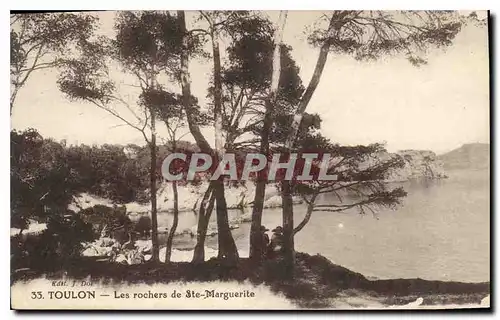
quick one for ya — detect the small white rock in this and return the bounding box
[481,295,490,307]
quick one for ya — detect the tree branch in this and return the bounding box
[87,98,150,144]
[293,193,318,235]
[18,43,45,88]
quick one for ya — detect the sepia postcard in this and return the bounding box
[10,10,490,310]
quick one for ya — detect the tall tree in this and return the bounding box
[201,11,239,262]
[200,12,304,262]
[278,10,474,277]
[176,10,218,264]
[193,11,307,262]
[58,11,198,262]
[182,11,304,263]
[248,11,288,262]
[10,12,97,114]
[179,11,257,263]
[145,89,204,263]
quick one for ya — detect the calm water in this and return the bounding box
[157,169,490,283]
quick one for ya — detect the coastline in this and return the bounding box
[11,252,490,309]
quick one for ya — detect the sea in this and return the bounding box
[157,168,490,283]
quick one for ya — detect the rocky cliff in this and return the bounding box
[373,149,447,182]
[392,149,447,181]
[70,182,300,216]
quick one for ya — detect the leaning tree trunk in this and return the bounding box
[165,181,179,263]
[284,13,339,148]
[192,184,216,264]
[279,13,339,278]
[10,84,19,115]
[249,11,288,263]
[178,10,238,264]
[177,10,212,153]
[210,23,239,264]
[149,109,160,262]
[178,11,231,264]
[293,194,318,235]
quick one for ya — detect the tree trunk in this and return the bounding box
[214,180,239,263]
[192,184,215,264]
[178,11,223,264]
[165,181,179,263]
[177,10,212,154]
[210,19,239,264]
[211,28,224,157]
[284,14,340,148]
[10,85,19,115]
[293,194,317,235]
[279,13,340,278]
[249,178,266,262]
[150,110,160,262]
[249,11,288,263]
[178,10,237,264]
[281,180,295,278]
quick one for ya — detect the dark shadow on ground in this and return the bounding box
[11,252,490,309]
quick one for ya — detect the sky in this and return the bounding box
[10,11,490,154]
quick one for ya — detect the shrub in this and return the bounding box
[12,213,96,270]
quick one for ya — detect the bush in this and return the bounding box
[79,204,132,238]
[134,215,152,238]
[12,213,96,270]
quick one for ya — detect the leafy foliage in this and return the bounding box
[114,11,206,82]
[57,36,115,103]
[11,129,80,229]
[290,141,407,218]
[11,129,202,214]
[307,11,467,66]
[10,13,98,111]
[200,14,307,152]
[65,143,149,203]
[79,204,132,236]
[12,213,96,269]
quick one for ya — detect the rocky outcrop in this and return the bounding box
[81,237,223,263]
[363,149,447,182]
[70,182,303,216]
[10,220,47,237]
[387,150,447,181]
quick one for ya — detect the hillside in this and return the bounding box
[438,143,490,170]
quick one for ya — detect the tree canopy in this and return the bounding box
[10,12,98,113]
